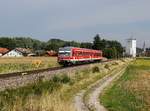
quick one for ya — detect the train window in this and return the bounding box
[79,52,83,56]
[74,51,80,56]
[85,52,87,56]
[89,53,90,56]
[73,51,77,56]
[75,52,78,56]
[85,52,88,56]
[95,53,99,56]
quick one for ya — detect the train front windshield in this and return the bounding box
[58,47,71,56]
[59,51,70,56]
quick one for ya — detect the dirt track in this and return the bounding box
[74,65,127,111]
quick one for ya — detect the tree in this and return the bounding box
[63,41,80,47]
[92,35,123,58]
[80,42,93,49]
[112,47,117,58]
[0,37,16,49]
[103,48,117,59]
[93,34,101,50]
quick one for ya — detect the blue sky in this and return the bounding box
[0,0,150,47]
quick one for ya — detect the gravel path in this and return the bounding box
[74,66,127,111]
[74,90,88,111]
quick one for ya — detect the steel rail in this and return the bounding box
[0,60,111,79]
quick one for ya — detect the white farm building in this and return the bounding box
[2,49,24,57]
[2,48,32,57]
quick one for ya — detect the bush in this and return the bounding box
[112,62,119,65]
[121,59,126,62]
[52,75,71,84]
[61,75,71,83]
[82,68,91,74]
[52,75,61,83]
[92,66,100,73]
[104,64,110,70]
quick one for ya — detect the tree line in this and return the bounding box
[0,34,123,58]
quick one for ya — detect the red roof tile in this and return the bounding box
[46,50,57,56]
[0,48,9,54]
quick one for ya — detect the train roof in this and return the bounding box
[59,46,102,52]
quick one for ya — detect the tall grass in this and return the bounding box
[100,59,150,111]
[0,57,59,74]
[0,74,71,111]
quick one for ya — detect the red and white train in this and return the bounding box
[58,47,103,66]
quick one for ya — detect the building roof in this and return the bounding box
[0,48,9,54]
[15,48,32,54]
[46,50,57,56]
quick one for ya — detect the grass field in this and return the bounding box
[0,57,59,74]
[100,58,150,111]
[0,60,127,111]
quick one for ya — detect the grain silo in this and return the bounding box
[125,38,136,57]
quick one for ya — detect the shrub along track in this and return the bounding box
[74,63,128,111]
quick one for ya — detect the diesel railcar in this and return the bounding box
[58,47,103,66]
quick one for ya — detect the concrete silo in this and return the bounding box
[125,38,136,57]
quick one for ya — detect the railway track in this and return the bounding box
[0,60,110,79]
[0,66,64,79]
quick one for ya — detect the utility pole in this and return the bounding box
[143,41,146,52]
[142,41,146,56]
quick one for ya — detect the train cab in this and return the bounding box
[58,47,72,65]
